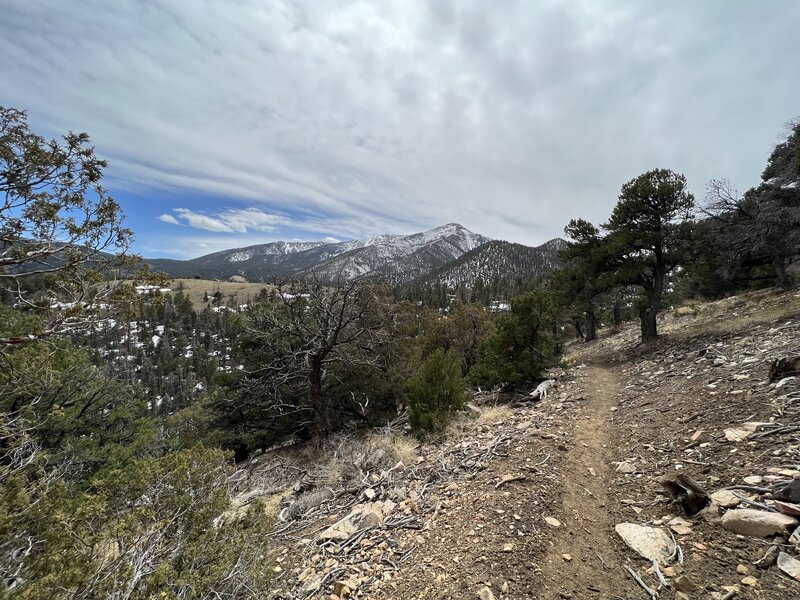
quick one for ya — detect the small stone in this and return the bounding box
[561,553,573,561]
[743,475,763,485]
[710,489,747,508]
[502,543,514,552]
[736,564,749,575]
[724,428,751,442]
[545,517,562,528]
[675,593,690,600]
[691,430,712,443]
[741,576,758,587]
[668,516,693,536]
[364,488,376,500]
[615,461,637,474]
[478,586,496,600]
[673,575,695,593]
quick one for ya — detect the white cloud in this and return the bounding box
[158,213,180,225]
[321,236,341,243]
[2,1,798,254]
[171,207,283,233]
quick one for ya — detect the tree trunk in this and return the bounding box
[612,302,622,328]
[585,309,597,342]
[772,255,792,290]
[309,357,328,439]
[640,305,658,342]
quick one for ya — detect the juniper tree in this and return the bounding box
[604,169,695,342]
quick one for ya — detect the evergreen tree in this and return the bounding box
[604,169,695,341]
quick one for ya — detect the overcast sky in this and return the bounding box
[2,1,798,258]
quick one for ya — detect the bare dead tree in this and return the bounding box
[241,278,391,440]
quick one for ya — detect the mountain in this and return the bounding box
[145,223,491,284]
[414,238,566,289]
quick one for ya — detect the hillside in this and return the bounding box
[234,289,800,598]
[416,238,565,289]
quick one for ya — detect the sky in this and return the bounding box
[2,1,799,259]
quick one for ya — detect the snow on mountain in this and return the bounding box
[144,223,495,284]
[416,238,565,289]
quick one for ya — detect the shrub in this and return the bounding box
[407,348,468,435]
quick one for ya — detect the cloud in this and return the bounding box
[170,208,282,233]
[2,1,799,256]
[158,213,180,225]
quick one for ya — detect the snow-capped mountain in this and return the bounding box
[145,223,492,283]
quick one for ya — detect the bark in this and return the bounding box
[585,309,597,342]
[640,305,658,342]
[772,254,792,290]
[309,356,328,440]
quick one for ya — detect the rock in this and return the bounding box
[720,508,798,538]
[725,428,752,442]
[300,575,323,595]
[741,576,758,587]
[690,430,712,443]
[478,586,496,600]
[777,552,800,581]
[741,422,771,433]
[317,504,384,541]
[334,579,358,598]
[743,475,764,485]
[614,523,676,566]
[364,488,376,500]
[545,517,562,528]
[502,543,514,552]
[675,593,690,600]
[615,461,637,474]
[673,575,695,593]
[753,545,779,569]
[736,564,749,575]
[668,516,693,536]
[561,553,573,561]
[710,489,745,509]
[774,500,800,517]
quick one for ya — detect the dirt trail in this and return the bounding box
[537,365,634,599]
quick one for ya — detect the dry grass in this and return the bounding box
[668,288,800,339]
[167,278,276,310]
[303,430,420,488]
[477,404,515,426]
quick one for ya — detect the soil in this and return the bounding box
[268,289,800,599]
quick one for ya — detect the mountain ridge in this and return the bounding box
[144,223,563,286]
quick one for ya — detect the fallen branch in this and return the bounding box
[495,474,527,490]
[624,565,657,599]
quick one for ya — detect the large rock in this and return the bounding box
[720,508,798,538]
[317,503,384,541]
[615,523,676,565]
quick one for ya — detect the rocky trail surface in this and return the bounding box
[246,289,800,599]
